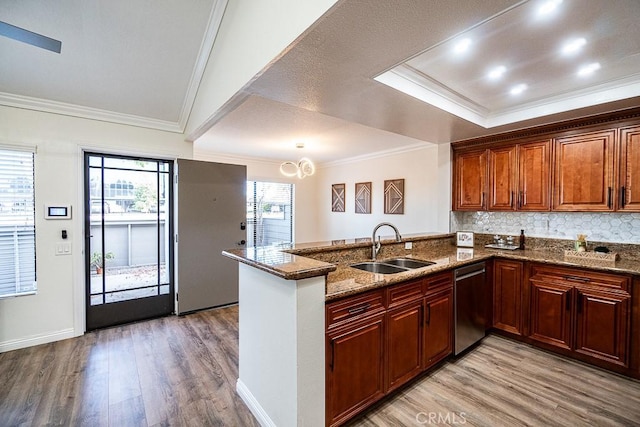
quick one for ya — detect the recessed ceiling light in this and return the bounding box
[577,62,601,77]
[454,38,472,54]
[538,0,563,16]
[488,65,507,80]
[561,38,587,55]
[510,84,528,95]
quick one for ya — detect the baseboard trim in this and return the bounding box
[0,328,76,353]
[236,378,276,427]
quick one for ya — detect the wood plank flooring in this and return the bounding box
[0,305,258,427]
[2,306,640,426]
[350,335,640,427]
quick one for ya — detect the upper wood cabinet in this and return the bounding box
[553,130,616,211]
[455,139,551,212]
[453,149,487,211]
[488,145,517,210]
[619,125,640,212]
[519,140,552,211]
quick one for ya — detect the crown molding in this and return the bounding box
[0,91,183,133]
[178,0,229,132]
[321,142,435,168]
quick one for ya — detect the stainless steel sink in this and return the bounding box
[383,258,435,269]
[350,262,408,274]
[350,258,435,274]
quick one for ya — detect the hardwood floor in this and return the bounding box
[350,334,640,427]
[0,305,258,427]
[2,307,640,427]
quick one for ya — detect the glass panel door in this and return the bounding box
[85,153,173,330]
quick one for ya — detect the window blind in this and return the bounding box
[0,148,36,298]
[247,181,294,248]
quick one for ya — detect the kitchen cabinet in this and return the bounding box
[327,273,453,426]
[488,140,552,211]
[386,300,423,392]
[453,149,487,210]
[488,145,517,210]
[518,140,552,211]
[493,259,524,335]
[454,139,551,212]
[386,279,423,392]
[326,289,385,427]
[423,287,453,368]
[619,125,640,211]
[528,264,631,368]
[553,129,616,211]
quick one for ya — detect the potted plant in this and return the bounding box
[91,251,114,275]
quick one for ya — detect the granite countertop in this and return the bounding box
[222,234,640,302]
[325,246,640,301]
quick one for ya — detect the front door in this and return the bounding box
[176,159,246,314]
[84,153,174,330]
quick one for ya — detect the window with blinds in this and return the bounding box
[0,148,36,298]
[246,181,294,248]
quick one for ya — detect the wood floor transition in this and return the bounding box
[1,305,639,426]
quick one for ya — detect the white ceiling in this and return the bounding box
[0,0,225,132]
[197,0,640,163]
[2,0,640,164]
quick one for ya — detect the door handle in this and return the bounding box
[607,187,612,209]
[620,186,626,208]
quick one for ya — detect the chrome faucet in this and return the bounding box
[371,222,402,260]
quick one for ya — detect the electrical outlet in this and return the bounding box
[404,242,413,250]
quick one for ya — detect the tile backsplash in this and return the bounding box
[451,211,640,244]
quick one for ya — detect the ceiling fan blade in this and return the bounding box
[0,21,61,53]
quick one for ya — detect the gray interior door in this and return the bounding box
[176,159,246,314]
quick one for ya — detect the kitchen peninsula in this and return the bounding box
[223,233,640,427]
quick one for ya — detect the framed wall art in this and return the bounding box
[331,183,345,212]
[355,182,372,214]
[384,179,404,214]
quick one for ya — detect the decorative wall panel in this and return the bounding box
[332,183,345,212]
[355,182,372,214]
[384,179,404,214]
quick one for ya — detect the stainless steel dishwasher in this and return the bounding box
[454,262,486,355]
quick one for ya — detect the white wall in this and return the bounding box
[186,0,339,139]
[193,150,321,243]
[316,145,450,241]
[0,105,192,352]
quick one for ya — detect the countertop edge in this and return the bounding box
[222,250,337,280]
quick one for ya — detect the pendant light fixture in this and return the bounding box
[279,142,315,179]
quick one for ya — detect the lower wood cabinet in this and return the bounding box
[326,273,454,426]
[493,259,524,335]
[386,300,422,392]
[528,264,631,368]
[423,287,453,369]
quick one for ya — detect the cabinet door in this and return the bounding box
[489,145,517,211]
[493,259,523,335]
[553,130,616,211]
[453,149,487,211]
[386,300,423,392]
[326,314,385,426]
[575,287,630,367]
[619,126,640,212]
[519,139,552,211]
[529,278,572,350]
[423,288,453,369]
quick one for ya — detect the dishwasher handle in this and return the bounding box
[455,262,486,281]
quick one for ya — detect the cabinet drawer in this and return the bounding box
[424,271,453,295]
[530,264,629,292]
[387,279,423,308]
[327,289,385,329]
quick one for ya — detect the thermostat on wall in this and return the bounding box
[45,205,72,219]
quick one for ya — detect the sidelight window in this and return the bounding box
[0,147,36,298]
[246,181,294,248]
